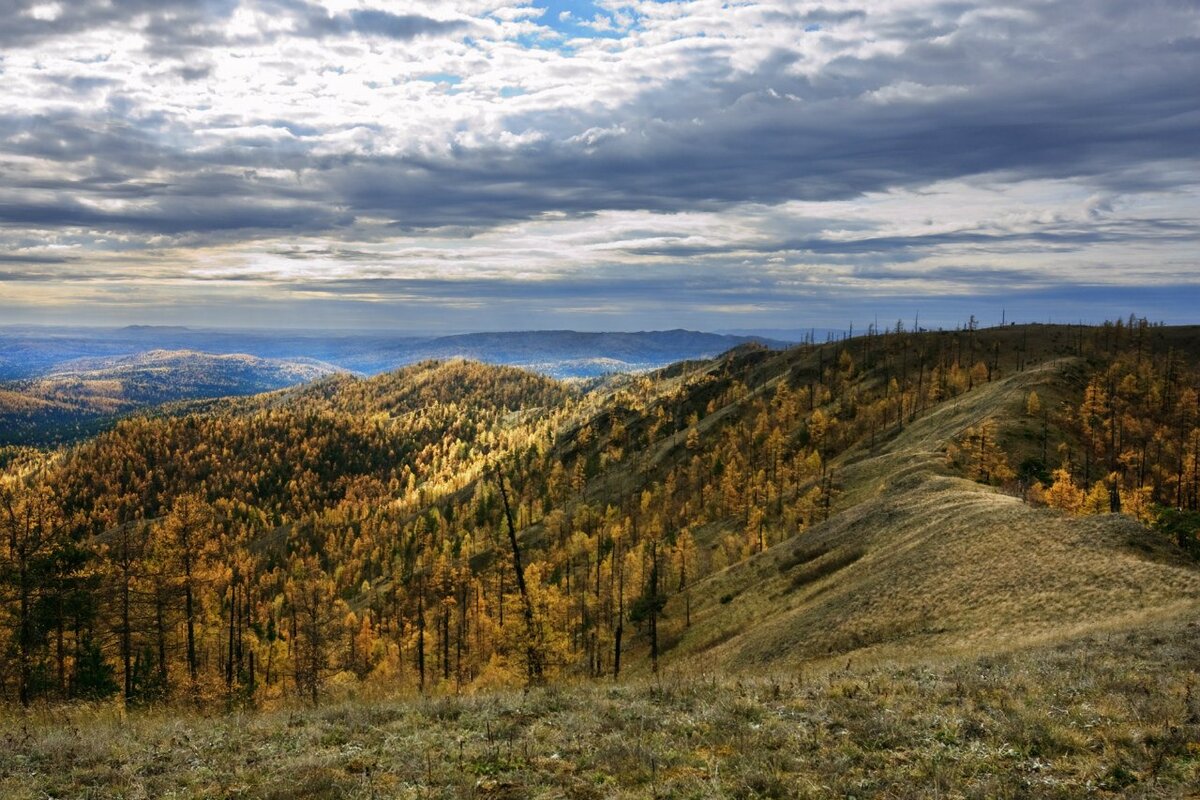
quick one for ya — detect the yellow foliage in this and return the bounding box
[1082,481,1111,515]
[954,421,1015,485]
[472,653,522,691]
[1119,485,1156,524]
[1026,390,1041,416]
[1045,469,1084,514]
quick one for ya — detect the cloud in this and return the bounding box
[0,0,1198,328]
[293,5,474,41]
[0,0,183,45]
[0,253,78,265]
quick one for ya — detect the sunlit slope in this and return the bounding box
[662,358,1200,671]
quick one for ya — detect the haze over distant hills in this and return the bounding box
[0,327,788,445]
[0,350,344,446]
[0,326,787,379]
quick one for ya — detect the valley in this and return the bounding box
[0,350,344,446]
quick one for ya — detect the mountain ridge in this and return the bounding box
[0,327,787,380]
[0,350,345,446]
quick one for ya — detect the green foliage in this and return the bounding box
[1018,456,1051,486]
[628,589,667,625]
[72,640,119,700]
[1154,506,1200,558]
[128,647,168,706]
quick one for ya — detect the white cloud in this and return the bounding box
[25,2,61,21]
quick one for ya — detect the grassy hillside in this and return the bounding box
[659,358,1200,674]
[3,616,1197,798]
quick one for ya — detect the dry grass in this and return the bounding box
[660,360,1200,673]
[3,618,1198,798]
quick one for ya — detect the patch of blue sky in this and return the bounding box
[525,0,645,47]
[417,72,462,86]
[415,72,463,94]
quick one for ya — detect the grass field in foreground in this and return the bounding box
[3,613,1198,799]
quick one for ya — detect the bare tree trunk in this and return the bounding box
[496,467,543,683]
[226,581,236,690]
[614,538,624,680]
[121,543,132,701]
[416,590,426,693]
[649,542,659,674]
[155,588,169,692]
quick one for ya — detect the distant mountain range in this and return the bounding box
[0,350,343,446]
[0,326,788,379]
[388,330,790,377]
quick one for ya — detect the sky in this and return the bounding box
[0,0,1198,332]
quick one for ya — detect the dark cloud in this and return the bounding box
[314,8,471,40]
[0,254,78,265]
[240,0,474,43]
[761,7,868,26]
[615,219,1200,260]
[0,0,238,48]
[0,0,468,54]
[223,0,1199,232]
[174,64,214,81]
[44,75,119,94]
[0,196,351,235]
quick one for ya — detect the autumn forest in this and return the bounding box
[2,319,1198,717]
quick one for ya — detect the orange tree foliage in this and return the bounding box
[3,323,1198,706]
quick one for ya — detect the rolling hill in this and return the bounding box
[2,322,1199,796]
[0,326,788,380]
[664,356,1200,674]
[403,329,792,377]
[0,350,342,445]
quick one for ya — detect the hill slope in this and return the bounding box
[663,357,1200,673]
[0,326,786,379]
[3,325,1200,797]
[0,350,342,445]
[2,323,1198,699]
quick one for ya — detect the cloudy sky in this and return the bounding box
[0,0,1198,331]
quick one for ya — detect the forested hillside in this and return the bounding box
[1,321,1198,712]
[0,350,342,447]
